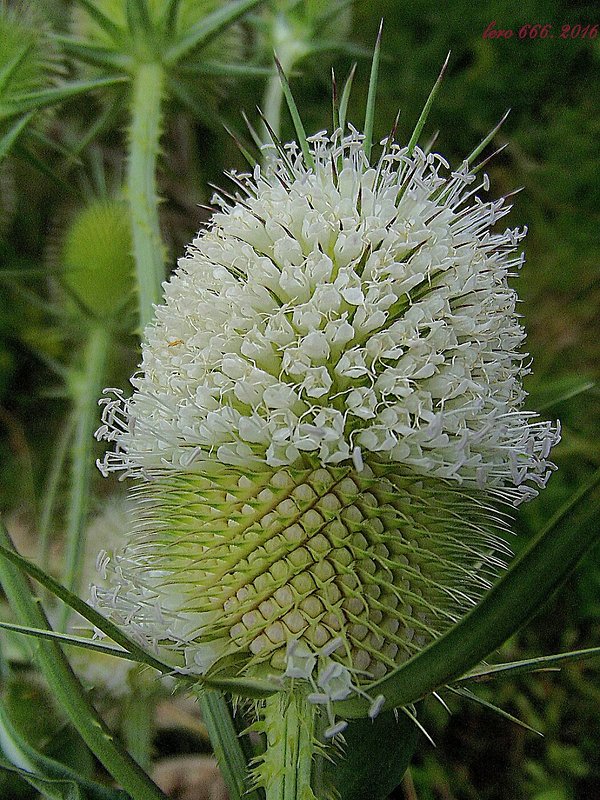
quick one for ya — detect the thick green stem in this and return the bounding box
[0,523,168,800]
[261,690,318,800]
[61,323,110,628]
[127,61,166,330]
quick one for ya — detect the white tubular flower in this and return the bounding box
[94,127,559,699]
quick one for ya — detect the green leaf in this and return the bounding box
[13,144,75,193]
[0,113,33,162]
[363,19,382,163]
[448,686,542,735]
[165,75,214,126]
[338,63,356,133]
[336,467,600,718]
[0,704,127,800]
[407,51,450,155]
[125,0,153,37]
[52,36,133,72]
[322,708,419,800]
[165,0,263,65]
[2,76,128,120]
[0,759,86,800]
[0,42,34,96]
[274,56,313,169]
[465,108,511,167]
[179,60,271,78]
[0,619,142,662]
[160,0,181,36]
[72,0,125,43]
[457,646,600,683]
[202,675,278,699]
[223,124,257,169]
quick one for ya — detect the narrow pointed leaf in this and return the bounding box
[338,63,356,133]
[3,77,128,120]
[471,142,508,175]
[39,418,73,566]
[0,759,86,800]
[465,109,511,166]
[407,51,450,155]
[336,467,600,717]
[52,35,133,71]
[13,144,75,192]
[165,0,263,65]
[166,75,213,125]
[125,0,153,37]
[241,110,263,150]
[223,125,257,168]
[161,0,182,35]
[0,42,33,95]
[0,619,142,662]
[0,534,277,697]
[180,60,271,78]
[274,55,313,169]
[73,0,124,42]
[0,113,33,162]
[202,674,278,698]
[457,646,600,683]
[533,378,596,412]
[0,535,172,674]
[363,19,383,162]
[449,687,542,735]
[65,91,127,163]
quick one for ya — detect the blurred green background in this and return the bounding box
[0,1,598,798]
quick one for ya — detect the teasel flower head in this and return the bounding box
[94,93,559,734]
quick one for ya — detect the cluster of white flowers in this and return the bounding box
[284,638,385,738]
[97,128,558,504]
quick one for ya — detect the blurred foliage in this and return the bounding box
[0,0,598,798]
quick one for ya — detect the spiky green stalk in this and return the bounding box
[256,689,318,800]
[127,61,166,330]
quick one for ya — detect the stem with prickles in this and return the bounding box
[260,689,318,800]
[127,61,166,331]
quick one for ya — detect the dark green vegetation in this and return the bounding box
[0,1,598,799]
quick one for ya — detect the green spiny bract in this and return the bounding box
[97,463,510,684]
